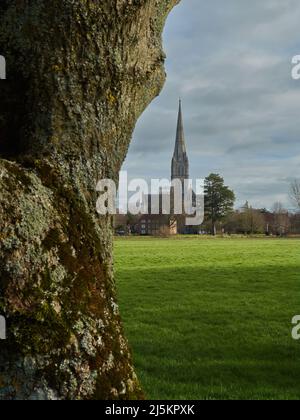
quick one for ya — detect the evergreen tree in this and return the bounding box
[204,174,235,235]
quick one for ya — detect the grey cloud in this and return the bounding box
[122,0,300,210]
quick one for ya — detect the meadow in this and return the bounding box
[115,236,300,400]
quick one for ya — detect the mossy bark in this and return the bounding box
[0,0,179,400]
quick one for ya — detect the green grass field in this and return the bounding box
[115,236,300,400]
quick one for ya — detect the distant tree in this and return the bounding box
[204,174,235,235]
[290,180,300,210]
[224,205,265,235]
[223,211,243,234]
[240,202,265,234]
[273,202,290,236]
[290,213,300,234]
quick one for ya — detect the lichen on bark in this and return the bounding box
[0,0,179,400]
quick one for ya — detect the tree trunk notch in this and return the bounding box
[0,0,179,400]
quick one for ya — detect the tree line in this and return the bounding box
[204,174,300,236]
[115,175,300,236]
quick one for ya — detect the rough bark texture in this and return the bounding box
[0,0,179,400]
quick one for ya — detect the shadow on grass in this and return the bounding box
[117,264,300,400]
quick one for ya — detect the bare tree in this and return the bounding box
[273,202,290,236]
[290,180,300,210]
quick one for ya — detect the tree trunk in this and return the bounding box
[211,221,216,236]
[0,0,179,400]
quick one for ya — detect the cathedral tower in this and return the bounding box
[171,99,189,183]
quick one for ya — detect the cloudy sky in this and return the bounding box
[122,0,300,210]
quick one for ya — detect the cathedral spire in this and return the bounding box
[172,99,189,181]
[174,99,187,157]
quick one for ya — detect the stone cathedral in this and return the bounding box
[170,100,196,234]
[117,100,198,236]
